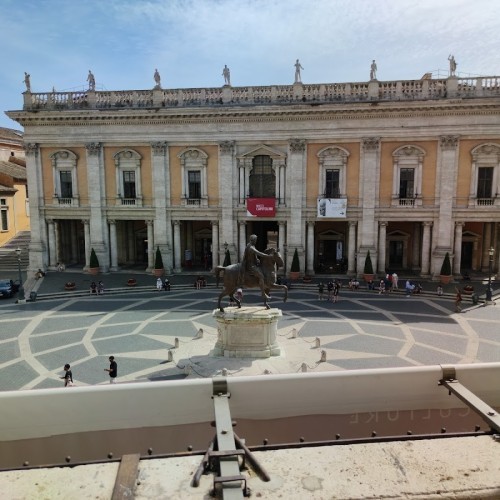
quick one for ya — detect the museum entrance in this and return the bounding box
[251,221,279,251]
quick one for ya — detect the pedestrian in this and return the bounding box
[455,288,462,313]
[104,355,117,383]
[437,284,443,296]
[379,279,385,294]
[90,281,97,295]
[391,272,398,290]
[235,287,243,304]
[97,280,104,294]
[405,280,413,297]
[60,363,73,387]
[163,278,171,291]
[317,282,324,300]
[156,277,163,291]
[332,280,340,303]
[327,280,334,301]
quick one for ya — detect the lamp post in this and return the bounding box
[486,246,494,303]
[15,247,25,302]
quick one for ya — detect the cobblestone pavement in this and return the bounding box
[0,271,499,392]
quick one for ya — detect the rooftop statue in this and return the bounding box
[154,68,161,89]
[294,59,303,84]
[215,234,288,312]
[23,72,31,92]
[222,65,231,86]
[87,70,96,91]
[370,60,378,80]
[448,55,457,77]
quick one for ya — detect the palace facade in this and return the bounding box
[6,73,500,278]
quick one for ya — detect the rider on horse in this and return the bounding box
[238,234,270,298]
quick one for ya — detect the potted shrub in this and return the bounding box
[363,250,375,282]
[289,248,301,280]
[89,248,99,275]
[154,247,164,277]
[440,252,452,284]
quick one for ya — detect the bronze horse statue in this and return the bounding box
[214,247,288,312]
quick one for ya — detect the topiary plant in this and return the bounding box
[223,249,231,267]
[440,252,452,276]
[154,246,164,270]
[364,250,374,275]
[291,248,300,272]
[89,248,99,268]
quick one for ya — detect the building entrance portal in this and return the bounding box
[251,221,279,251]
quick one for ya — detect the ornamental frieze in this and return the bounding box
[219,141,235,154]
[362,137,380,151]
[85,142,102,155]
[151,142,168,156]
[439,135,459,150]
[24,143,39,156]
[289,139,306,152]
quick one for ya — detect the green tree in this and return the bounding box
[89,248,99,268]
[291,248,300,272]
[440,252,452,276]
[364,250,374,274]
[154,247,164,270]
[223,249,231,267]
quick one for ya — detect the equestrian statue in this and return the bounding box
[214,234,288,312]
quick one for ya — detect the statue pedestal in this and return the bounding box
[213,307,282,358]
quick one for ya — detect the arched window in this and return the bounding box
[249,155,275,198]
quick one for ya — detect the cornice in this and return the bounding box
[8,99,500,128]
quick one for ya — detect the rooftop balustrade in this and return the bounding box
[22,76,500,112]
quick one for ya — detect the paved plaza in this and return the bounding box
[0,272,499,392]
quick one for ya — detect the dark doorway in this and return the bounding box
[461,242,473,269]
[389,241,404,268]
[251,221,279,251]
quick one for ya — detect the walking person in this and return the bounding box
[317,282,324,301]
[61,363,73,387]
[156,277,163,291]
[455,288,462,313]
[327,280,334,301]
[332,280,340,303]
[104,356,117,383]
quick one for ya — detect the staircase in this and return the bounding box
[0,231,30,270]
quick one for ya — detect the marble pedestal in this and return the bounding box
[213,307,282,358]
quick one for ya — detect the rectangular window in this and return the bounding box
[60,171,73,198]
[477,167,493,198]
[123,171,136,198]
[325,169,340,198]
[188,170,201,199]
[399,168,414,198]
[0,208,7,231]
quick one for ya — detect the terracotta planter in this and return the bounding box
[363,274,375,283]
[127,279,137,287]
[88,267,99,276]
[440,275,452,285]
[153,268,164,277]
[289,271,300,280]
[64,283,76,291]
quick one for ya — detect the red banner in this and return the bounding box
[246,198,276,217]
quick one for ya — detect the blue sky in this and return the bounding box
[2,0,500,130]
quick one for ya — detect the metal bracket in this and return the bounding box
[439,365,500,433]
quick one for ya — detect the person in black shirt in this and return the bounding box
[61,363,73,387]
[105,355,117,383]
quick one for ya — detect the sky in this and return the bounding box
[2,0,500,130]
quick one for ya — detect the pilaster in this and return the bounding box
[219,141,236,251]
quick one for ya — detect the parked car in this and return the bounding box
[0,280,13,298]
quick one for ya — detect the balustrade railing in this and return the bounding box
[23,76,500,111]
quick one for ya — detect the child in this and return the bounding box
[61,363,73,387]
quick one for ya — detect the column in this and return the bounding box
[412,224,420,270]
[287,139,307,271]
[238,221,246,262]
[23,143,46,270]
[47,219,56,267]
[70,221,78,264]
[421,222,432,276]
[145,220,153,271]
[219,141,236,249]
[306,221,315,275]
[432,136,459,275]
[83,219,90,268]
[54,221,61,267]
[279,162,286,205]
[211,221,219,267]
[378,222,387,273]
[151,142,171,272]
[482,222,493,272]
[85,142,109,271]
[173,220,181,272]
[453,222,464,275]
[109,220,118,271]
[278,221,286,253]
[347,221,357,274]
[358,137,380,274]
[238,161,245,204]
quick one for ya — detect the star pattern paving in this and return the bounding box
[0,289,499,391]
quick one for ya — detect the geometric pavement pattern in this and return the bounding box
[0,288,499,391]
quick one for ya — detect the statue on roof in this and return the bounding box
[448,55,457,77]
[23,72,31,93]
[370,60,378,80]
[222,65,231,86]
[154,68,161,89]
[87,70,96,91]
[294,59,303,84]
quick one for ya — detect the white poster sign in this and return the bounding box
[317,198,347,218]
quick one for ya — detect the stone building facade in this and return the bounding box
[6,73,500,278]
